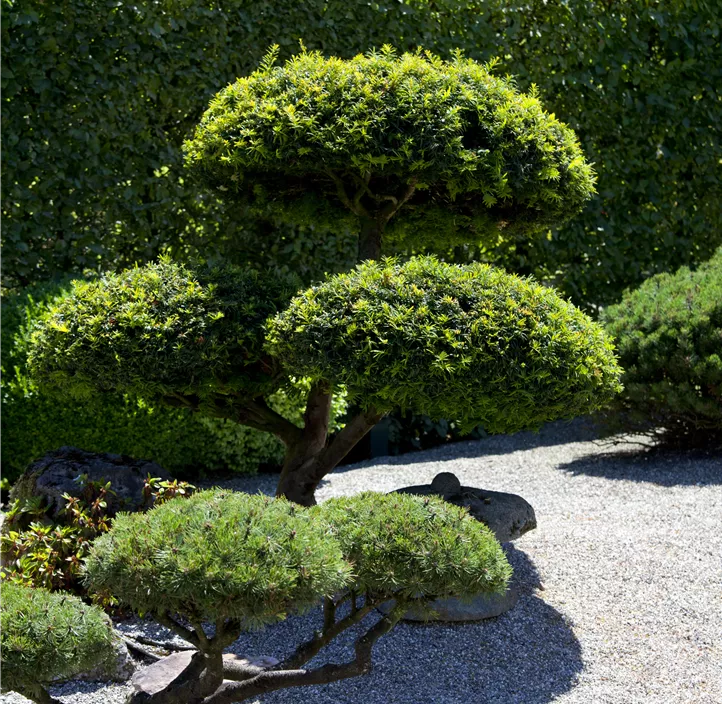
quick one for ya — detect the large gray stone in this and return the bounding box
[392,471,537,543]
[9,446,170,519]
[380,586,519,623]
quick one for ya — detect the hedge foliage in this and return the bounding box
[316,492,511,600]
[85,489,352,627]
[4,0,720,307]
[267,256,622,432]
[27,259,298,401]
[601,248,722,443]
[0,583,116,695]
[185,48,595,250]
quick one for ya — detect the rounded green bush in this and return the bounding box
[185,48,595,250]
[84,489,351,626]
[267,256,623,433]
[27,259,298,402]
[601,248,722,443]
[316,492,511,600]
[0,583,116,695]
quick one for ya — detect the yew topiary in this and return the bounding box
[29,49,621,505]
[82,489,510,703]
[0,583,117,704]
[185,47,595,258]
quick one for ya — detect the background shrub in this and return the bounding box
[267,256,622,433]
[3,0,719,309]
[0,583,116,699]
[600,248,722,445]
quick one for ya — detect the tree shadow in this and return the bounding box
[331,418,601,474]
[558,444,722,487]
[229,547,582,704]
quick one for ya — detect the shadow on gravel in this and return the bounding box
[330,419,601,474]
[558,446,722,486]
[231,548,582,704]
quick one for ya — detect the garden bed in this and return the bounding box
[3,421,720,704]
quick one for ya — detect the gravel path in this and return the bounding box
[4,422,721,704]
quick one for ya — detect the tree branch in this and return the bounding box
[209,395,303,446]
[203,609,402,704]
[156,612,203,650]
[326,169,369,217]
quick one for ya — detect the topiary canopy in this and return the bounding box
[0,583,117,698]
[267,256,623,432]
[27,259,298,403]
[184,48,596,252]
[84,489,351,627]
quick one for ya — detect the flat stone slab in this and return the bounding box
[392,471,537,543]
[131,651,279,696]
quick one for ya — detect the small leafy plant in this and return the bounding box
[1,474,195,606]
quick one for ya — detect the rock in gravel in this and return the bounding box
[132,651,280,697]
[8,446,170,518]
[79,634,135,683]
[393,471,537,543]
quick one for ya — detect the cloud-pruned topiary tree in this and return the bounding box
[0,583,118,704]
[28,49,622,505]
[82,489,510,703]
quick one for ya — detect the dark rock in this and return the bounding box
[131,651,280,697]
[393,472,537,543]
[9,446,170,519]
[379,586,519,623]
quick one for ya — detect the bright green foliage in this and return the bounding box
[4,1,719,309]
[185,48,595,250]
[316,492,511,600]
[84,489,351,627]
[0,583,116,696]
[27,259,298,402]
[601,248,722,444]
[267,256,622,433]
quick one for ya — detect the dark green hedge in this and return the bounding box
[3,0,720,307]
[600,248,722,445]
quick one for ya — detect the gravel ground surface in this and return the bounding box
[4,421,721,704]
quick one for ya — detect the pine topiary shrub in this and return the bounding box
[600,248,722,446]
[0,583,117,704]
[82,489,510,703]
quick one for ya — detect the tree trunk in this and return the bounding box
[358,216,383,261]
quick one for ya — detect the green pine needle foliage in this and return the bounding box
[0,583,116,693]
[84,490,351,627]
[27,258,299,403]
[266,256,622,433]
[315,492,511,600]
[601,248,722,444]
[184,48,596,250]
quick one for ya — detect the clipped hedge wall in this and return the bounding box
[1,282,286,484]
[600,248,722,445]
[3,0,720,308]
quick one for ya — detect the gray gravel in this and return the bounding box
[4,421,721,704]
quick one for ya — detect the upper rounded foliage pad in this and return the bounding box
[601,247,722,440]
[185,48,595,248]
[28,259,298,402]
[84,490,350,627]
[267,256,622,433]
[316,492,511,600]
[0,583,116,692]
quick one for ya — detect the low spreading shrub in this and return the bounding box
[0,583,117,704]
[82,489,509,703]
[600,248,722,446]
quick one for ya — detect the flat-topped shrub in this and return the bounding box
[82,489,509,703]
[601,248,722,446]
[0,583,117,704]
[185,48,595,256]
